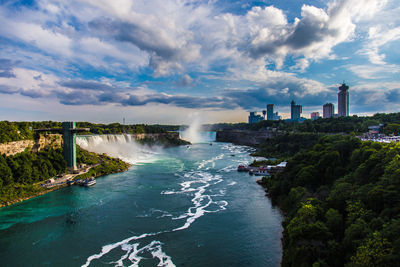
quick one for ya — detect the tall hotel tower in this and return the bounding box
[338,83,349,117]
[266,104,274,120]
[291,100,302,120]
[323,103,334,118]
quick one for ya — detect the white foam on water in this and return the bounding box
[218,165,236,173]
[197,153,224,170]
[83,152,231,267]
[165,171,227,231]
[148,241,175,267]
[228,181,237,186]
[77,135,161,165]
[110,241,175,267]
[221,143,254,155]
[82,232,159,267]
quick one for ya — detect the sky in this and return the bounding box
[0,0,399,124]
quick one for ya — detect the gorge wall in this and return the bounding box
[0,134,62,156]
[216,129,279,146]
[0,132,187,157]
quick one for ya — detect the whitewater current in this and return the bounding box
[0,133,283,267]
[80,135,247,267]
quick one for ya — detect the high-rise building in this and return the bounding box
[248,112,264,124]
[338,83,349,117]
[274,112,282,120]
[323,103,335,118]
[311,112,320,120]
[290,100,302,121]
[267,104,274,120]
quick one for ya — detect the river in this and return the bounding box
[0,133,282,266]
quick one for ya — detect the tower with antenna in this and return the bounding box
[338,82,349,117]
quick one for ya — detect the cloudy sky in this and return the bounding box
[0,0,399,124]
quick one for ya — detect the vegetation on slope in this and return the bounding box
[259,135,400,266]
[0,146,130,206]
[251,132,322,158]
[0,148,66,204]
[0,121,34,143]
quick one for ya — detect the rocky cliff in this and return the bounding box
[0,134,62,156]
[216,129,279,146]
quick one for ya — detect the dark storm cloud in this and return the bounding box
[177,74,194,87]
[0,84,47,98]
[248,41,282,59]
[56,90,100,105]
[0,84,17,94]
[0,58,17,78]
[384,89,400,103]
[56,84,233,109]
[54,77,334,110]
[286,15,333,49]
[20,89,47,98]
[59,79,116,91]
[89,18,178,60]
[120,93,235,109]
[33,75,43,81]
[224,79,332,110]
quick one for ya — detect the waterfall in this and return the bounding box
[76,134,161,164]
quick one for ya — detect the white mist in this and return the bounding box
[180,115,204,143]
[76,135,161,165]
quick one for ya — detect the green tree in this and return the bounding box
[351,232,393,266]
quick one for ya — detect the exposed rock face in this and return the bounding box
[0,134,62,156]
[0,140,34,156]
[0,132,185,157]
[216,129,279,146]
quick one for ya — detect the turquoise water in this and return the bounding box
[0,138,283,266]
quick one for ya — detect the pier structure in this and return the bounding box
[35,122,89,172]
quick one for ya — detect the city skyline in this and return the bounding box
[0,0,399,124]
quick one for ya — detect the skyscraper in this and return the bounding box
[267,104,274,120]
[310,112,320,120]
[338,83,349,117]
[323,103,335,118]
[248,112,263,124]
[290,100,302,121]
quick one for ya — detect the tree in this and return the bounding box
[351,232,393,266]
[325,208,343,239]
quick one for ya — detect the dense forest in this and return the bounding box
[0,146,129,206]
[251,132,323,158]
[258,135,400,266]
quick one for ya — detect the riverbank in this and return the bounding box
[0,159,131,208]
[255,135,400,266]
[0,155,130,208]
